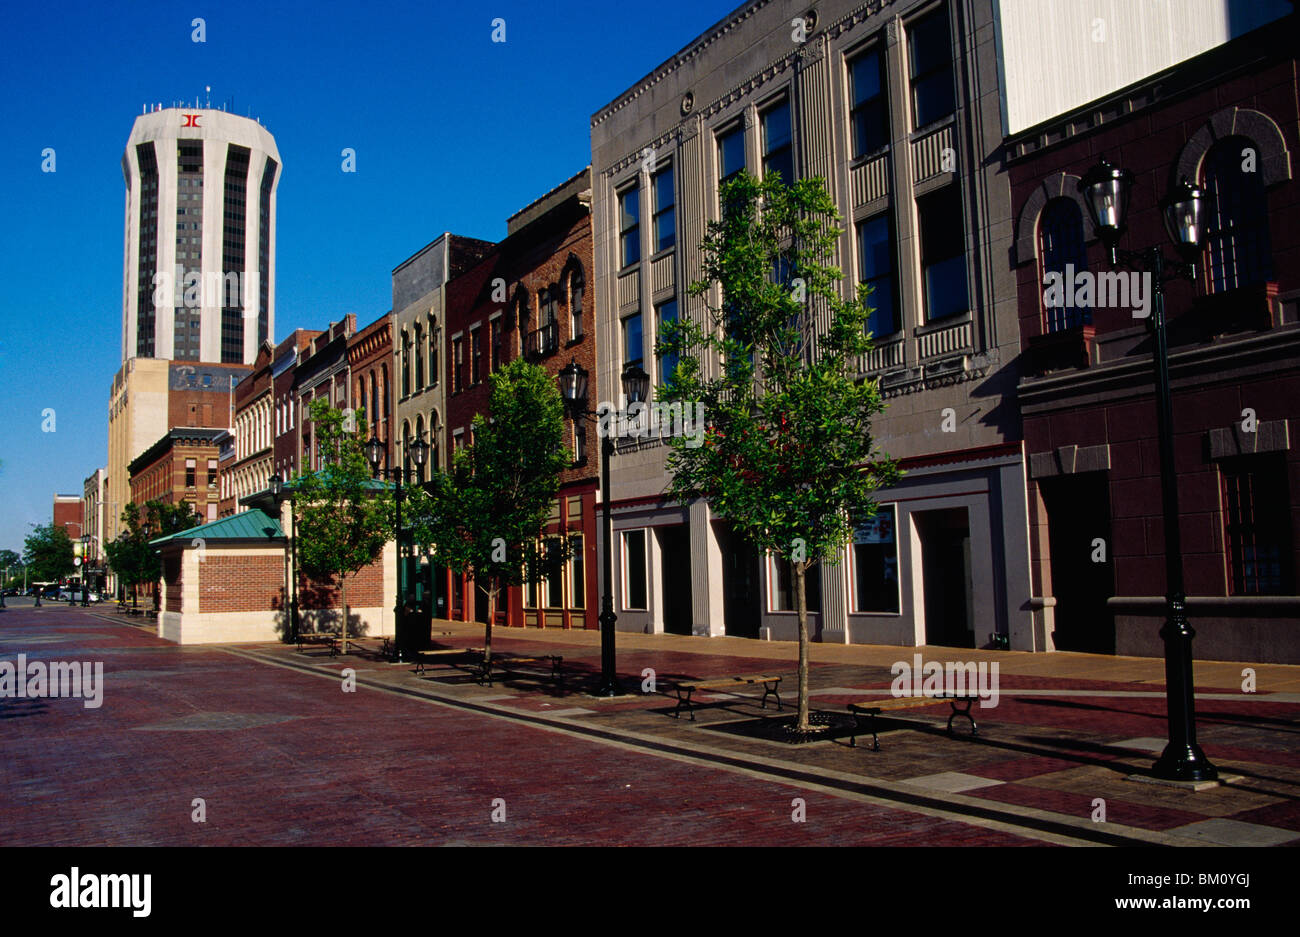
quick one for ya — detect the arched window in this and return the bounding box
[368,372,377,438]
[381,364,389,420]
[1203,136,1274,294]
[1039,197,1090,332]
[429,410,441,472]
[414,323,425,392]
[514,289,530,354]
[414,415,426,484]
[568,263,585,339]
[400,330,411,397]
[427,314,439,387]
[402,420,412,477]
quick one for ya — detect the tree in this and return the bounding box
[657,170,901,733]
[0,549,20,588]
[104,501,201,607]
[293,399,392,652]
[23,525,75,584]
[407,357,569,670]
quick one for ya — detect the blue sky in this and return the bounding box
[0,0,739,555]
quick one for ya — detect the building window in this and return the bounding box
[849,48,890,158]
[621,309,643,371]
[470,328,483,384]
[857,213,899,337]
[401,331,411,397]
[414,416,426,484]
[568,534,585,610]
[429,411,440,472]
[490,318,503,372]
[452,336,464,393]
[207,459,217,489]
[414,324,425,392]
[908,6,956,129]
[653,165,676,253]
[918,185,969,321]
[1221,456,1291,595]
[622,530,648,610]
[771,555,822,613]
[620,185,641,269]
[1204,136,1274,294]
[852,505,900,613]
[1039,198,1091,332]
[185,458,196,488]
[574,420,587,463]
[717,124,746,187]
[427,317,439,387]
[761,99,794,186]
[568,265,585,339]
[656,298,679,386]
[543,537,565,609]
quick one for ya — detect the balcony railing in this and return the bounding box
[523,321,559,360]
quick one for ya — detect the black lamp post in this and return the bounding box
[558,357,651,697]
[138,521,151,612]
[81,536,91,606]
[367,433,429,662]
[1077,159,1217,783]
[269,473,300,639]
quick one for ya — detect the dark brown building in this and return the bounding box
[1010,19,1300,662]
[347,312,394,470]
[128,428,227,523]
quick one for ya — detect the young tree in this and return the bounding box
[407,357,569,670]
[22,525,75,584]
[658,170,901,733]
[105,501,201,607]
[293,399,392,653]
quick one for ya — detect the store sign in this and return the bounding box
[854,510,895,545]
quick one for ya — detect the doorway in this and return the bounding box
[915,508,974,648]
[1041,472,1115,653]
[716,523,760,638]
[659,525,693,635]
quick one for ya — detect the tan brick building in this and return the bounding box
[127,428,226,522]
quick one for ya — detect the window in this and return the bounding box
[717,124,745,187]
[427,319,439,387]
[853,505,900,612]
[1204,137,1274,294]
[470,328,483,384]
[857,213,898,336]
[544,537,565,609]
[622,310,643,370]
[656,298,679,385]
[622,530,647,610]
[429,411,440,471]
[414,324,424,391]
[653,166,676,253]
[771,556,822,612]
[917,185,969,321]
[368,373,377,431]
[619,185,641,268]
[569,535,585,609]
[207,459,217,489]
[452,336,464,393]
[849,48,890,158]
[1221,456,1291,595]
[185,458,196,488]
[402,422,412,476]
[1039,198,1091,332]
[401,331,411,397]
[381,364,389,419]
[569,265,585,339]
[762,100,795,186]
[414,416,426,483]
[908,7,956,129]
[490,318,503,372]
[573,420,587,463]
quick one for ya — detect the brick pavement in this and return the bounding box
[2,604,1298,846]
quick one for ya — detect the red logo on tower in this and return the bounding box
[182,114,201,128]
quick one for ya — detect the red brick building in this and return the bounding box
[273,329,323,483]
[347,313,394,470]
[127,428,227,522]
[297,317,356,474]
[442,168,598,630]
[228,341,275,511]
[52,494,83,540]
[1009,22,1300,662]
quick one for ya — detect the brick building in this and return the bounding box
[229,341,275,509]
[1009,11,1300,663]
[52,494,83,540]
[273,329,322,482]
[127,428,226,521]
[347,312,394,469]
[441,168,598,630]
[296,317,355,473]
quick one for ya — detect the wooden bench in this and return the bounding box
[478,654,565,695]
[846,695,979,751]
[672,674,784,721]
[411,646,481,676]
[295,632,341,657]
[146,609,159,622]
[343,635,392,658]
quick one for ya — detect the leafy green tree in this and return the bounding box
[23,524,75,584]
[0,549,20,588]
[658,170,900,732]
[105,501,201,607]
[407,357,569,668]
[293,399,392,652]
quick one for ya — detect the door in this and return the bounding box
[1041,472,1115,653]
[717,523,760,638]
[916,508,974,648]
[659,525,692,635]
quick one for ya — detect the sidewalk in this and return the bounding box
[239,617,1300,846]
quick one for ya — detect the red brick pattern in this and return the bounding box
[198,554,284,613]
[299,556,384,609]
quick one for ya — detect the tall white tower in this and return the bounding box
[121,106,281,365]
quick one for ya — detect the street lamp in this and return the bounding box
[138,521,151,612]
[81,536,91,606]
[558,358,650,697]
[269,473,301,641]
[1078,159,1217,783]
[366,433,429,662]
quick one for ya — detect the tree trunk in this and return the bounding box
[795,561,810,731]
[339,573,349,655]
[484,576,496,667]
